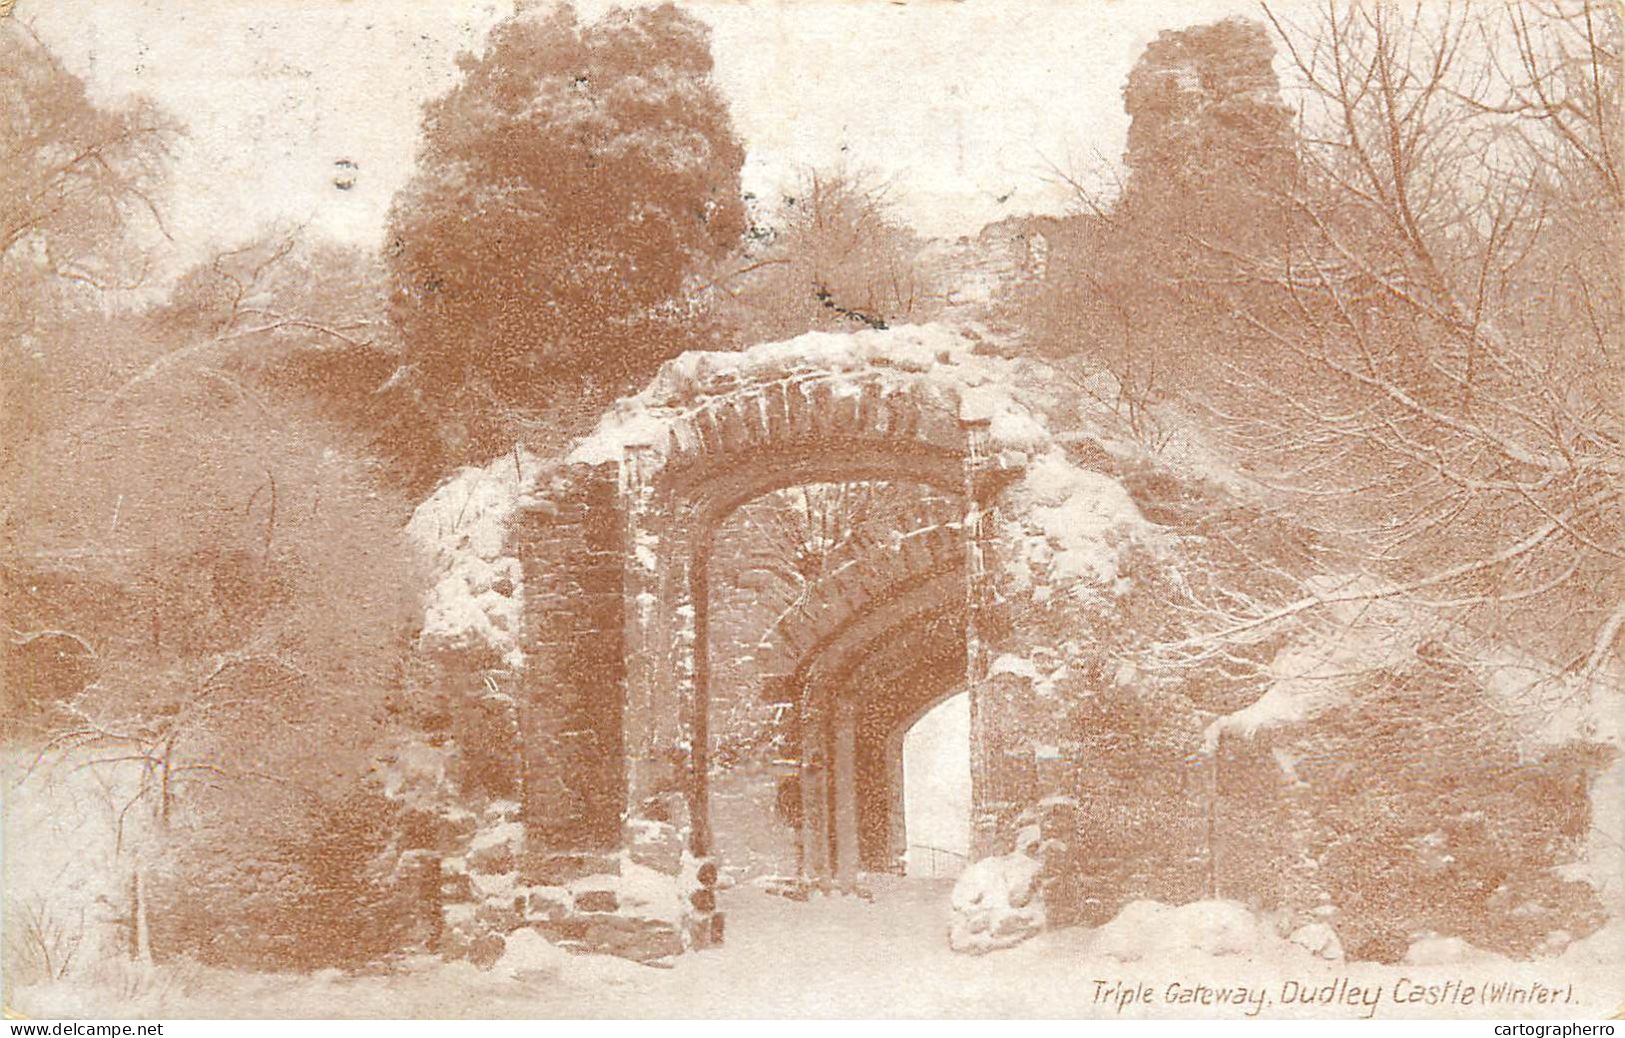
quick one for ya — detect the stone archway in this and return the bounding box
[620,414,994,870]
[410,324,1156,961]
[584,342,1011,864]
[720,508,970,885]
[802,604,969,885]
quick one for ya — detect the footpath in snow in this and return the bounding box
[13,879,1622,1019]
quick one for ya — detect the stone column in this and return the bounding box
[514,463,626,863]
[798,685,831,881]
[621,444,683,820]
[685,533,713,857]
[961,416,1002,857]
[832,699,861,889]
[884,724,908,873]
[660,530,703,856]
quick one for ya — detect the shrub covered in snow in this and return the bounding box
[149,790,434,971]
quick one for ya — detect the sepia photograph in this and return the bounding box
[2,0,1622,1021]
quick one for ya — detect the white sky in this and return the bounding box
[23,0,1267,264]
[903,689,970,868]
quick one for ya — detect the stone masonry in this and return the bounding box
[408,325,1164,963]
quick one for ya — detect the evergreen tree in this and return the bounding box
[385,3,746,470]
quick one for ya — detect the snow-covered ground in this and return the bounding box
[11,878,1622,1019]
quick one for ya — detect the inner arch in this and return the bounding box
[703,480,970,883]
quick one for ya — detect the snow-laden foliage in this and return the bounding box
[385,3,747,470]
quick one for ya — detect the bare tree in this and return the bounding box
[0,20,176,294]
[711,170,943,344]
[1,19,178,483]
[1141,1,1622,707]
[3,893,84,983]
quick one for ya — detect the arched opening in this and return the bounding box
[901,690,971,878]
[425,331,1067,959]
[824,604,965,880]
[606,352,1012,905]
[614,398,979,859]
[701,479,971,889]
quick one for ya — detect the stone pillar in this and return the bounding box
[667,524,705,856]
[884,724,908,873]
[832,700,861,888]
[961,417,1002,857]
[799,687,831,881]
[622,445,683,821]
[513,462,626,856]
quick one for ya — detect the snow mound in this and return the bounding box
[495,927,569,981]
[1091,900,1265,962]
[497,926,656,988]
[1288,922,1344,961]
[1402,935,1502,966]
[949,849,1045,954]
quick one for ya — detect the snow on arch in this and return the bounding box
[566,323,1027,467]
[407,322,1163,667]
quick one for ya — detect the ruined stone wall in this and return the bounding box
[416,461,720,967]
[507,462,627,859]
[409,325,1183,962]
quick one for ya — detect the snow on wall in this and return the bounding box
[999,445,1151,601]
[569,323,1029,466]
[1195,576,1625,906]
[407,447,550,668]
[407,323,1165,667]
